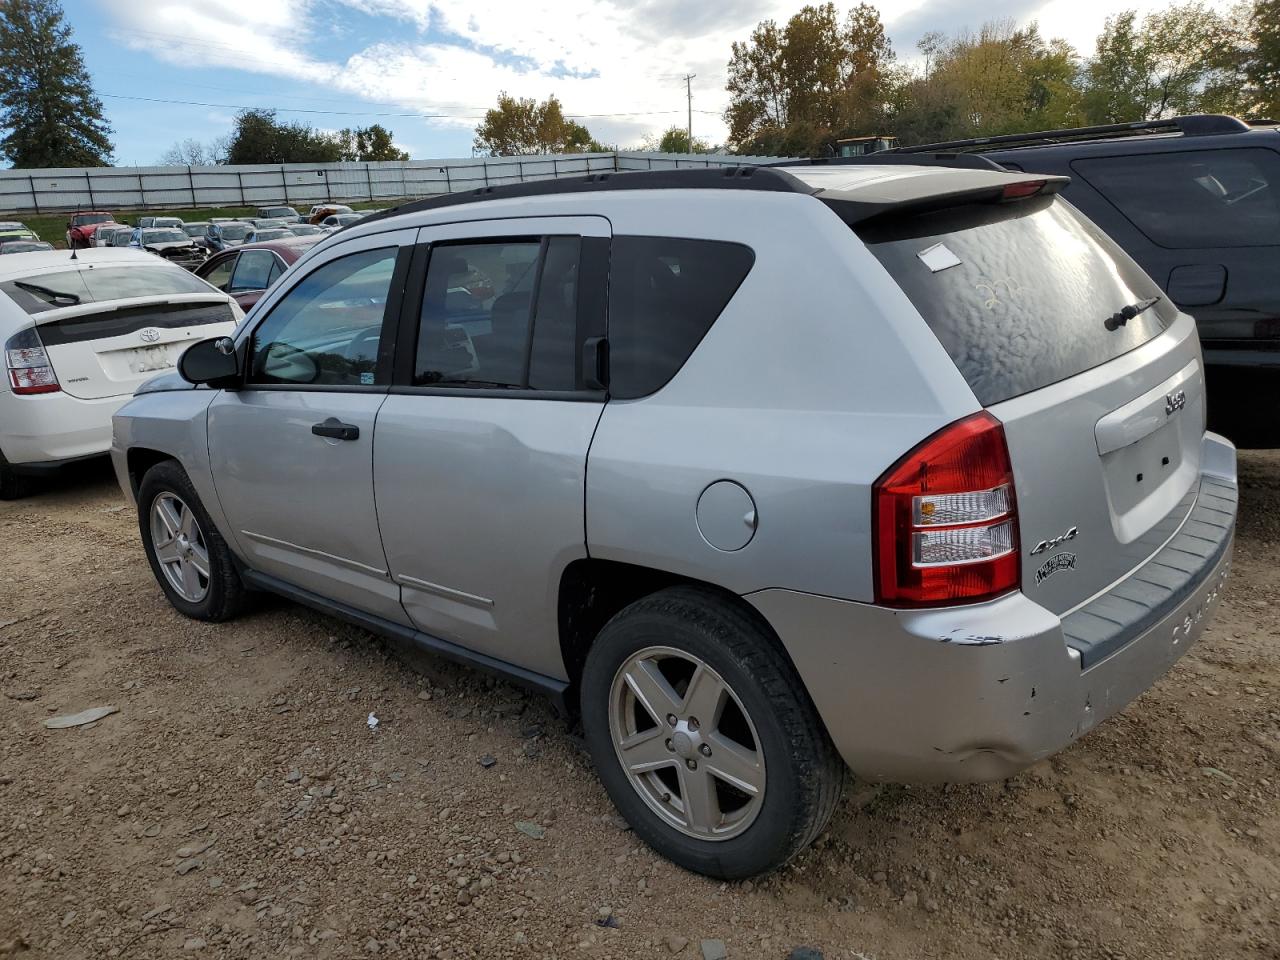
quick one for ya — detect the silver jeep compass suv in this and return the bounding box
[113,163,1237,879]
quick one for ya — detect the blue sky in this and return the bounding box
[66,0,1225,166]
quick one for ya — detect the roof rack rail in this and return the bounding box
[893,114,1252,154]
[357,166,815,225]
[768,152,1004,172]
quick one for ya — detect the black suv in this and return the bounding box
[897,115,1280,371]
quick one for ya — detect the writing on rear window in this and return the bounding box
[859,197,1172,406]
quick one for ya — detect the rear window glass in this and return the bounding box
[608,236,754,399]
[1072,148,1280,249]
[858,197,1171,406]
[0,265,216,315]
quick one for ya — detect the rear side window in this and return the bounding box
[607,236,754,399]
[1073,148,1280,249]
[859,197,1171,406]
[415,237,581,390]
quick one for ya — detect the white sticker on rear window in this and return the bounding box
[917,243,962,273]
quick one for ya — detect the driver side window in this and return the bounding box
[248,246,398,387]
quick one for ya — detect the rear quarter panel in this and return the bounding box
[584,191,980,602]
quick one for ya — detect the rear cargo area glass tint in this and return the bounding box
[858,198,1171,406]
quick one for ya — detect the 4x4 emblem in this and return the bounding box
[1165,390,1186,415]
[1030,526,1078,556]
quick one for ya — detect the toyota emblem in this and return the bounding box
[139,328,161,343]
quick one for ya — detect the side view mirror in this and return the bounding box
[178,336,241,388]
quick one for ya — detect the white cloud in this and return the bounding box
[97,0,1246,157]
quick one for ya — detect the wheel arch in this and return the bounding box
[556,558,815,722]
[125,446,179,499]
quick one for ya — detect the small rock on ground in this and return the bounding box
[701,939,727,960]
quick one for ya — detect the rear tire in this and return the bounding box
[137,460,245,621]
[581,586,844,879]
[0,452,33,500]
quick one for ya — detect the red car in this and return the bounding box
[194,234,324,310]
[65,211,118,249]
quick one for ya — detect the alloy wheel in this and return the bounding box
[149,491,211,603]
[608,645,766,841]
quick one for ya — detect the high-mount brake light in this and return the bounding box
[5,327,60,395]
[1001,180,1046,200]
[873,412,1020,607]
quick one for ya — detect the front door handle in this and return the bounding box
[311,417,360,441]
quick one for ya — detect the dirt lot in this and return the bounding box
[1,451,1278,960]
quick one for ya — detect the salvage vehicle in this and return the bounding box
[113,165,1236,879]
[257,205,301,224]
[194,234,323,310]
[1,248,240,497]
[204,221,255,253]
[0,240,55,255]
[65,211,116,249]
[103,226,136,248]
[131,227,208,269]
[0,221,40,243]
[318,213,363,231]
[307,203,353,224]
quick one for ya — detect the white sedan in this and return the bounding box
[0,248,242,498]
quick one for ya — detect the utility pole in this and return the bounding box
[683,73,696,152]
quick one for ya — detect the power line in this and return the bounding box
[100,92,713,121]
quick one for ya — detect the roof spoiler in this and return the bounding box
[820,171,1071,226]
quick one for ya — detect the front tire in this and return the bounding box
[581,586,844,879]
[137,460,245,621]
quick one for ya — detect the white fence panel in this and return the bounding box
[0,151,788,214]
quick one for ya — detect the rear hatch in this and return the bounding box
[1,266,239,399]
[855,189,1203,617]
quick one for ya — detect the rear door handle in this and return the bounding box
[311,417,360,441]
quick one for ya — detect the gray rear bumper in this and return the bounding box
[749,432,1237,783]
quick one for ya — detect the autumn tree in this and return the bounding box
[1081,4,1248,122]
[726,3,895,155]
[643,126,714,153]
[337,124,409,161]
[0,0,113,167]
[473,94,603,156]
[888,21,1083,145]
[1246,0,1280,118]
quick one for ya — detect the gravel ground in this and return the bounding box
[1,449,1278,960]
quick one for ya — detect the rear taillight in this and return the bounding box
[873,412,1019,607]
[5,327,60,395]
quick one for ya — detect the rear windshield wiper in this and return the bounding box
[1104,296,1160,331]
[13,280,81,306]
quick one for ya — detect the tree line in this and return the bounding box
[159,110,409,166]
[0,0,1276,169]
[725,1,1278,156]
